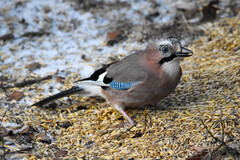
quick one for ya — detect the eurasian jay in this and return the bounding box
[32,38,193,126]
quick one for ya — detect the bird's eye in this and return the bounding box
[161,46,169,53]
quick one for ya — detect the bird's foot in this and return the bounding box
[111,120,137,128]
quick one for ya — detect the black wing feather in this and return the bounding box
[75,62,118,82]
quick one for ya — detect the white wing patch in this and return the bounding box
[77,80,109,87]
[73,72,109,98]
[75,80,109,97]
[97,71,107,82]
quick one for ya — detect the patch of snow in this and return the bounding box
[1,122,21,128]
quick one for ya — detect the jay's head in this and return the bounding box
[147,38,193,65]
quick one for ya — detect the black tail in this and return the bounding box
[32,86,83,106]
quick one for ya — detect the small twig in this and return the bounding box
[212,139,233,154]
[0,109,8,126]
[0,145,34,159]
[0,73,3,88]
[21,31,50,38]
[156,105,192,110]
[116,125,136,140]
[131,110,138,119]
[204,139,234,160]
[220,108,225,143]
[0,72,13,90]
[0,148,9,160]
[143,108,152,133]
[180,12,191,36]
[14,75,53,87]
[0,84,14,90]
[147,114,152,127]
[143,110,147,133]
[195,108,238,159]
[0,108,9,160]
[200,119,222,143]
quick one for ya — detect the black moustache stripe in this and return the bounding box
[158,54,177,65]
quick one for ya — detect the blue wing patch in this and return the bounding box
[109,81,139,90]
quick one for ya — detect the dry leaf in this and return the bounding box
[54,149,68,158]
[105,31,127,46]
[56,76,65,84]
[25,62,41,71]
[36,132,51,144]
[0,33,14,41]
[0,126,9,136]
[21,31,50,37]
[106,31,121,42]
[10,91,24,101]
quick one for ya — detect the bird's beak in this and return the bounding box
[175,47,193,57]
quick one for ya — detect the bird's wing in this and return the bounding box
[104,51,148,83]
[76,51,149,90]
[75,51,150,90]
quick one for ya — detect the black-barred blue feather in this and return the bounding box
[109,81,139,90]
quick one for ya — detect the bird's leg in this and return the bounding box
[114,105,137,127]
